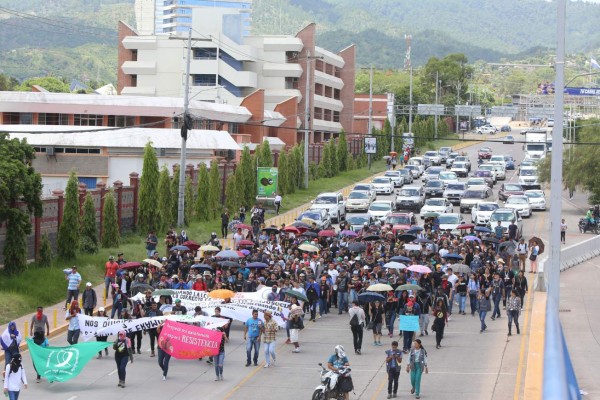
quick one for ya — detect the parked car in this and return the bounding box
[471,201,500,225]
[310,192,346,223]
[396,186,425,211]
[346,213,374,232]
[503,135,515,144]
[397,169,414,184]
[420,197,453,218]
[460,185,493,213]
[368,200,395,222]
[384,171,405,187]
[501,125,512,132]
[443,182,467,205]
[478,147,493,159]
[524,189,547,211]
[489,208,523,238]
[450,162,469,177]
[345,191,372,212]
[498,183,525,202]
[296,209,332,230]
[504,195,532,218]
[371,176,394,195]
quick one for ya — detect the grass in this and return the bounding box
[0,161,385,325]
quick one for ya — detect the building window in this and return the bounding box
[314,108,323,120]
[131,75,137,87]
[74,114,103,126]
[285,77,298,89]
[334,88,341,100]
[193,74,216,86]
[4,112,33,124]
[131,50,138,61]
[38,113,69,125]
[333,111,340,122]
[228,123,239,134]
[193,48,217,60]
[108,115,135,127]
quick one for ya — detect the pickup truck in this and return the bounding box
[310,192,346,223]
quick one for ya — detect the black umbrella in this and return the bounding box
[414,238,433,244]
[362,235,381,241]
[390,255,412,263]
[358,292,386,304]
[348,242,367,253]
[482,237,500,244]
[443,253,463,260]
[218,261,240,268]
[262,226,280,234]
[498,241,516,251]
[397,234,417,242]
[301,231,318,238]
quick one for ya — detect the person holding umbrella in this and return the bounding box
[349,301,366,354]
[371,300,385,346]
[289,305,304,353]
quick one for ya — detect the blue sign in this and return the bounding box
[399,315,419,332]
[564,87,600,96]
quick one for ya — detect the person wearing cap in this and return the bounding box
[81,282,97,316]
[192,275,207,291]
[401,298,421,352]
[305,276,321,322]
[64,266,82,310]
[171,299,187,315]
[104,255,119,300]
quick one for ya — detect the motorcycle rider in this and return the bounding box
[207,232,222,250]
[585,207,595,231]
[327,345,351,400]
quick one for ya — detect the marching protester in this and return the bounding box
[262,311,278,368]
[371,300,384,346]
[65,300,82,345]
[244,309,264,366]
[478,288,492,333]
[113,330,134,388]
[288,304,304,353]
[82,282,97,316]
[385,341,402,399]
[96,307,110,359]
[431,299,447,349]
[349,301,366,355]
[507,290,522,336]
[29,306,50,339]
[64,266,82,310]
[1,322,22,367]
[31,330,48,383]
[214,327,228,381]
[406,339,428,399]
[156,323,171,380]
[3,354,27,400]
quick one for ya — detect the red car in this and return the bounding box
[498,183,525,201]
[478,147,493,159]
[385,213,417,233]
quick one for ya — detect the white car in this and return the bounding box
[489,208,523,238]
[404,165,421,179]
[310,192,346,223]
[471,201,500,225]
[345,191,372,212]
[353,183,377,202]
[479,164,498,183]
[437,213,464,231]
[407,157,426,175]
[454,155,471,171]
[450,162,469,177]
[420,198,453,219]
[438,171,459,186]
[524,190,547,211]
[489,155,507,168]
[423,151,442,165]
[296,209,332,230]
[477,125,497,135]
[466,177,487,189]
[384,171,405,187]
[519,166,540,189]
[490,163,506,180]
[371,176,394,195]
[504,195,532,218]
[397,169,414,184]
[368,200,394,222]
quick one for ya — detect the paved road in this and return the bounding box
[15,132,589,400]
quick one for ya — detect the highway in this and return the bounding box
[17,130,587,400]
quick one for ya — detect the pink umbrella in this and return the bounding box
[457,223,475,230]
[240,249,251,256]
[318,230,336,237]
[407,265,432,274]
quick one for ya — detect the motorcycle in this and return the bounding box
[312,363,353,400]
[578,218,599,234]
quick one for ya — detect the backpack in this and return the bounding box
[307,284,318,299]
[349,313,359,327]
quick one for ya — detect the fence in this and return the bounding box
[0,162,236,265]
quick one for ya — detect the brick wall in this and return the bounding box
[117,22,137,94]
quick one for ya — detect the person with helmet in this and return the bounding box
[208,232,222,250]
[130,273,148,296]
[327,345,351,400]
[585,207,595,231]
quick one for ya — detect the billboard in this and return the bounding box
[564,87,600,96]
[364,137,377,154]
[257,167,278,197]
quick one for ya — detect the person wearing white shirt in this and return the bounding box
[274,193,282,215]
[4,354,27,400]
[438,247,449,259]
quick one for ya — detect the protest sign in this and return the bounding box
[399,315,420,332]
[158,320,223,359]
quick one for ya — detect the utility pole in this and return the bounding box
[388,92,396,152]
[177,28,192,227]
[435,71,439,139]
[303,51,311,189]
[405,35,413,136]
[368,65,373,170]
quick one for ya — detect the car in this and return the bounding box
[524,189,547,211]
[450,162,469,177]
[466,177,486,189]
[384,171,405,188]
[424,180,445,198]
[503,155,516,170]
[473,170,494,188]
[368,200,395,222]
[453,156,471,172]
[396,186,425,211]
[423,150,442,166]
[478,147,493,159]
[479,164,498,183]
[346,213,374,232]
[520,159,538,170]
[503,135,515,144]
[296,209,332,230]
[420,197,453,218]
[385,212,417,232]
[397,169,414,184]
[489,163,506,180]
[345,191,372,212]
[471,201,500,225]
[438,171,459,186]
[489,208,523,238]
[518,166,540,189]
[371,176,394,195]
[423,166,444,183]
[476,125,496,135]
[547,118,554,127]
[438,213,465,231]
[443,182,467,205]
[353,183,377,202]
[504,195,532,218]
[438,147,452,163]
[498,183,525,201]
[407,157,426,175]
[404,165,421,179]
[459,185,493,213]
[446,152,460,168]
[310,192,346,223]
[489,155,506,167]
[501,125,512,132]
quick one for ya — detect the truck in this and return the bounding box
[524,130,548,159]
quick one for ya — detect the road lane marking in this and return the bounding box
[66,397,77,400]
[108,368,118,376]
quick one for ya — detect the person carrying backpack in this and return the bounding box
[305,276,321,322]
[3,353,28,400]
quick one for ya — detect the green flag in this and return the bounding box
[26,338,111,382]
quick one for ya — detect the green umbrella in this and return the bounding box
[153,289,176,296]
[284,290,309,302]
[422,212,440,218]
[395,284,423,292]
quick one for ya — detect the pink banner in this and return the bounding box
[158,320,223,359]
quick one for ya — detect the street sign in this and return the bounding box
[455,105,481,117]
[364,137,377,154]
[417,104,444,116]
[527,107,554,118]
[490,106,518,118]
[564,87,600,96]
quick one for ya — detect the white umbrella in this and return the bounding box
[367,283,394,292]
[384,262,407,270]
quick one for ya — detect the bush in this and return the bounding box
[38,234,53,268]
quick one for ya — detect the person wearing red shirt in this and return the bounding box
[104,256,119,299]
[192,276,207,291]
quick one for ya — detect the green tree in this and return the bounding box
[321,143,332,178]
[16,77,70,93]
[278,150,289,195]
[238,146,255,207]
[185,176,194,226]
[337,133,349,172]
[0,73,19,91]
[195,163,210,221]
[0,134,42,274]
[171,165,180,224]
[101,190,120,248]
[225,172,239,213]
[293,145,304,189]
[57,171,79,260]
[38,234,53,268]
[138,142,160,234]
[329,140,339,177]
[208,160,221,219]
[157,165,172,230]
[257,140,273,167]
[80,193,98,254]
[421,53,474,106]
